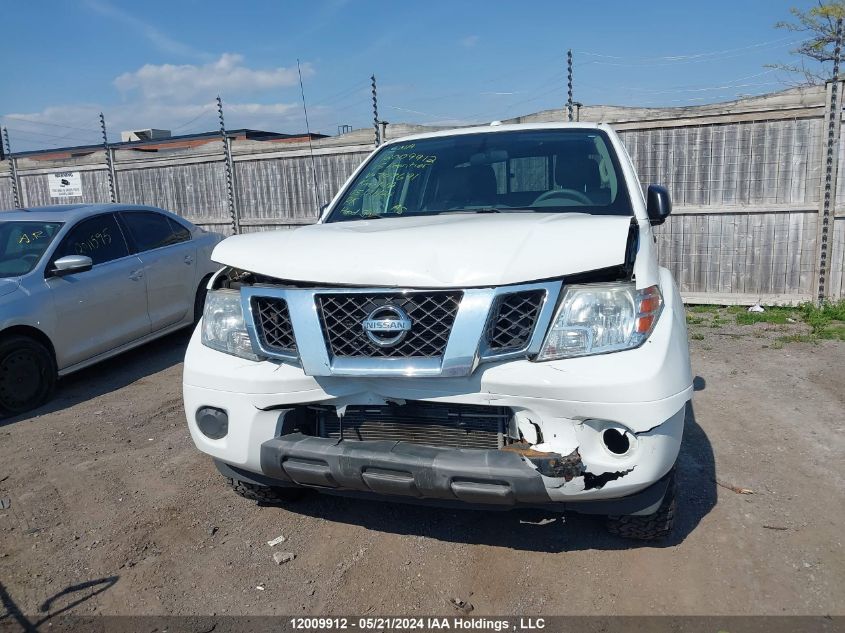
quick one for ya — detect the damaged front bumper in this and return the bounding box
[257,404,683,513]
[215,432,676,515]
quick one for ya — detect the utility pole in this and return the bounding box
[567,49,574,122]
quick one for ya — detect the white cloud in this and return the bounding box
[460,35,480,49]
[2,100,305,152]
[2,50,327,152]
[84,0,209,60]
[114,54,313,102]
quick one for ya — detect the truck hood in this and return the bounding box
[213,213,633,287]
[0,278,21,298]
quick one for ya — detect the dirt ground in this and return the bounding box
[1,309,843,619]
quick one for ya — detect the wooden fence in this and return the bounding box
[2,85,844,304]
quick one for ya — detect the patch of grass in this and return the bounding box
[776,333,818,345]
[818,322,845,341]
[684,300,845,347]
[734,306,798,325]
[688,305,718,314]
[799,300,845,339]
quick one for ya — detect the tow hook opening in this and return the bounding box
[602,428,631,455]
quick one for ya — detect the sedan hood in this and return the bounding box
[0,278,21,298]
[213,213,633,287]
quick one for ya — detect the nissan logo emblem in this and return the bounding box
[362,305,412,347]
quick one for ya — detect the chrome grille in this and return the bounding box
[317,402,509,449]
[317,292,462,358]
[251,296,297,354]
[486,290,545,353]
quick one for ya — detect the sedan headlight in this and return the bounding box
[201,289,261,361]
[536,282,662,361]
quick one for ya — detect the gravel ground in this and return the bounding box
[0,310,843,618]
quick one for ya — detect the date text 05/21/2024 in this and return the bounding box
[289,617,547,631]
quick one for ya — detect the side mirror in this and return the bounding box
[50,255,93,277]
[646,185,672,225]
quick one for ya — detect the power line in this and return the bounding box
[3,127,99,144]
[1,114,100,133]
[171,104,215,131]
[310,79,370,108]
[610,69,779,94]
[576,35,801,64]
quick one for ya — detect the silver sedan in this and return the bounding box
[0,203,223,415]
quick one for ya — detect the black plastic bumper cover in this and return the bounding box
[255,433,671,515]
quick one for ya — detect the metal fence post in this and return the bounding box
[100,113,117,203]
[567,50,574,122]
[372,75,380,147]
[217,96,240,234]
[2,127,21,208]
[816,18,844,304]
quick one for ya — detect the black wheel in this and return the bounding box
[194,277,211,324]
[606,470,677,540]
[0,335,56,416]
[225,477,306,504]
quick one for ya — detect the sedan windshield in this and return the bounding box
[326,129,633,222]
[0,221,63,277]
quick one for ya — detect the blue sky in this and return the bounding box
[0,0,822,151]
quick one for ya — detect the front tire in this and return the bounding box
[0,335,56,416]
[193,277,211,325]
[225,477,306,504]
[606,470,677,540]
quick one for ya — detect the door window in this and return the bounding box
[53,214,129,266]
[167,218,191,243]
[120,212,190,253]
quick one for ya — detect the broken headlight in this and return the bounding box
[536,282,662,360]
[201,289,260,361]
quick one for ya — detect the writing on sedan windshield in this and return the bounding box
[74,227,112,255]
[0,221,63,278]
[18,231,48,244]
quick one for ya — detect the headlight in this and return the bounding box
[201,289,261,361]
[536,282,662,361]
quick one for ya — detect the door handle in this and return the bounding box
[129,270,144,281]
[184,255,194,265]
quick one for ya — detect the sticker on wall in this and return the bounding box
[48,171,83,198]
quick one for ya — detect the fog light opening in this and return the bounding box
[602,428,631,455]
[196,406,229,440]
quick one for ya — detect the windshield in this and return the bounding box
[326,129,632,222]
[0,221,63,278]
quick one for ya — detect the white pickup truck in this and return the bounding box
[184,122,693,540]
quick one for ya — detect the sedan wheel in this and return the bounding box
[0,336,56,416]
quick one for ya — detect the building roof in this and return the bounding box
[12,129,329,160]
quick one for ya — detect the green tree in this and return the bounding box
[774,1,845,83]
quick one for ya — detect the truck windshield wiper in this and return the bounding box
[437,207,544,215]
[436,208,502,215]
